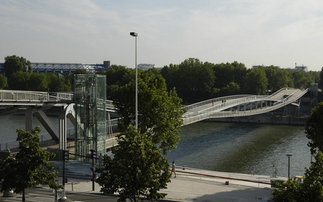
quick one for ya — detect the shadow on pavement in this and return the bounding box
[192,187,272,202]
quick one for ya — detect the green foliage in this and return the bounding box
[96,126,171,202]
[221,82,240,96]
[0,74,7,89]
[244,68,268,94]
[261,66,291,91]
[292,71,314,89]
[46,73,71,92]
[97,68,184,201]
[3,55,32,78]
[272,178,302,202]
[272,152,323,202]
[28,73,48,91]
[305,102,323,154]
[0,127,61,200]
[319,67,323,90]
[8,71,31,90]
[115,68,185,153]
[104,65,134,100]
[161,58,216,103]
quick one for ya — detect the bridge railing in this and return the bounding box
[195,95,270,115]
[0,90,116,110]
[0,90,49,102]
[185,94,253,111]
[183,89,308,125]
[49,92,73,101]
[106,100,115,110]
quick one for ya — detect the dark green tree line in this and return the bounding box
[2,55,321,104]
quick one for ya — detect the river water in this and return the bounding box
[0,115,311,177]
[167,121,311,177]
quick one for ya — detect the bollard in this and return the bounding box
[225,181,229,185]
[71,182,73,191]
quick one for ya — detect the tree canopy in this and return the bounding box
[0,127,60,201]
[115,68,185,153]
[161,58,216,104]
[272,152,323,202]
[305,102,323,154]
[244,68,268,95]
[0,74,7,89]
[3,55,32,78]
[96,126,170,202]
[97,68,185,201]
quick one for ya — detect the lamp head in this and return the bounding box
[130,32,138,37]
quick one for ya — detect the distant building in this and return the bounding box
[295,65,307,72]
[138,63,155,70]
[0,60,110,75]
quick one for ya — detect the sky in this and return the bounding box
[1,0,323,71]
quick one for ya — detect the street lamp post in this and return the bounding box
[130,32,138,130]
[286,153,293,178]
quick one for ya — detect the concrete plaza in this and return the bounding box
[0,166,278,201]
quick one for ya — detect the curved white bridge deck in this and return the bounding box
[183,88,308,126]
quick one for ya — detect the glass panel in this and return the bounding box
[74,74,106,161]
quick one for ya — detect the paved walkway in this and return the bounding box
[0,164,280,201]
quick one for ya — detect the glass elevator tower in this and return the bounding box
[74,74,106,159]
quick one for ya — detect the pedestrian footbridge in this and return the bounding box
[183,88,308,126]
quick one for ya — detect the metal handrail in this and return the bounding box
[183,88,308,125]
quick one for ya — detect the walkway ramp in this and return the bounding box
[183,88,308,125]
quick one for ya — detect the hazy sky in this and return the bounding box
[1,0,323,70]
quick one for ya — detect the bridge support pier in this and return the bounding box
[23,105,76,150]
[25,109,33,131]
[59,104,75,150]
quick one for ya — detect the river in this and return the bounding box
[0,114,311,177]
[167,121,311,177]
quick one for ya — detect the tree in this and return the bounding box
[161,58,216,104]
[272,152,323,202]
[104,65,134,100]
[0,127,60,201]
[96,126,170,202]
[319,67,323,90]
[292,70,313,89]
[3,55,32,78]
[244,68,268,94]
[262,66,291,91]
[221,82,240,96]
[0,74,7,89]
[305,102,323,154]
[97,69,185,201]
[115,68,186,153]
[28,73,48,91]
[7,71,30,90]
